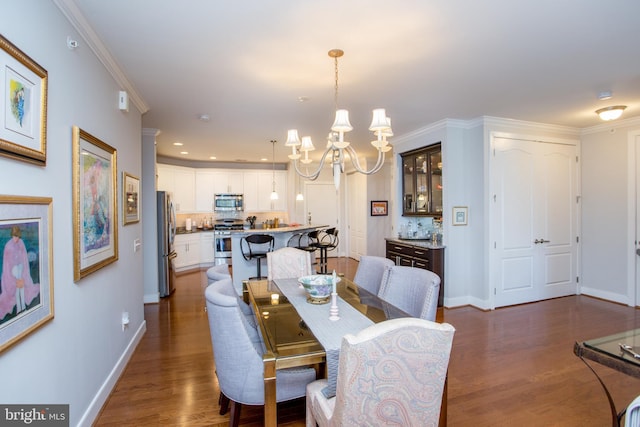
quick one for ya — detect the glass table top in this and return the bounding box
[584,328,640,367]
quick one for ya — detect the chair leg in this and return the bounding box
[228,400,242,427]
[219,392,230,415]
[256,258,262,278]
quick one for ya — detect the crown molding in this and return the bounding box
[53,0,149,114]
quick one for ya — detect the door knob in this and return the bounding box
[636,248,640,256]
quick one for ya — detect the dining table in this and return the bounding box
[574,329,640,427]
[244,276,448,427]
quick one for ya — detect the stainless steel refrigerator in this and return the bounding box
[157,191,177,297]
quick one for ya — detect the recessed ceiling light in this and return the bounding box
[180,151,189,155]
[209,156,217,160]
[298,96,310,103]
[198,114,211,122]
[173,142,183,146]
[261,157,268,161]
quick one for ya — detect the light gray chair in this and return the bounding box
[205,279,316,427]
[352,255,394,295]
[378,265,440,321]
[206,263,231,284]
[306,317,455,427]
[267,247,312,281]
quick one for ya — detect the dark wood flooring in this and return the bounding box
[94,257,640,426]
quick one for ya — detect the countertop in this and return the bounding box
[176,227,215,235]
[385,237,446,250]
[232,224,328,236]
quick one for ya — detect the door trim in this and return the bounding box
[627,131,640,306]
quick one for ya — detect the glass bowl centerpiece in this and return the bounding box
[298,274,340,304]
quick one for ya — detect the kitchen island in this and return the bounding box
[230,224,327,294]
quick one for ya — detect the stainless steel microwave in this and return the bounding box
[214,194,244,212]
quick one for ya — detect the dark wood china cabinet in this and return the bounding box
[401,143,442,216]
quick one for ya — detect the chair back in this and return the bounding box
[353,255,395,295]
[267,247,312,281]
[332,317,455,426]
[205,279,266,405]
[240,234,274,261]
[378,265,440,321]
[318,228,339,250]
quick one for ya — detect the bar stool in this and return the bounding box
[314,228,339,274]
[240,234,274,280]
[296,230,319,272]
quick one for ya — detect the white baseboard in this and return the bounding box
[579,286,630,306]
[77,320,147,427]
[144,292,160,304]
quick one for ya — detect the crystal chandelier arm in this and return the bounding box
[344,145,386,175]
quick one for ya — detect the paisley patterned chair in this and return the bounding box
[305,317,455,427]
[266,247,313,281]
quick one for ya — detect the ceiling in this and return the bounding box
[59,0,640,165]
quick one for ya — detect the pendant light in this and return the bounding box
[270,140,278,200]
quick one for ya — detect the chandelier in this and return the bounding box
[285,49,393,189]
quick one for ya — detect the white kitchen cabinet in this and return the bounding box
[157,164,195,212]
[174,233,201,271]
[243,170,287,212]
[212,170,244,194]
[258,171,287,211]
[195,170,216,212]
[200,232,215,266]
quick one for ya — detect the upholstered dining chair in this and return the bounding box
[305,317,455,427]
[352,255,394,295]
[267,247,313,281]
[378,265,440,321]
[205,279,317,427]
[206,263,231,284]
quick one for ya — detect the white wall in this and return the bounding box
[0,2,145,425]
[580,119,640,304]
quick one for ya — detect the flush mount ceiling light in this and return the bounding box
[596,105,627,121]
[285,49,392,190]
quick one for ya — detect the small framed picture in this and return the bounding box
[371,200,388,216]
[452,206,468,226]
[122,172,140,225]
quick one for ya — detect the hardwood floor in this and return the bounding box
[95,258,640,426]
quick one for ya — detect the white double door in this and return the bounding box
[491,136,579,307]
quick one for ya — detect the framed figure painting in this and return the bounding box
[0,35,48,165]
[0,195,54,353]
[72,126,118,281]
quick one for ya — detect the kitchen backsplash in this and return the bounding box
[176,211,290,229]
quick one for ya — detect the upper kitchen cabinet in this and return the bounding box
[243,171,287,212]
[195,170,243,212]
[401,143,442,216]
[157,164,195,212]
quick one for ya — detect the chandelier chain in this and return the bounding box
[334,55,339,112]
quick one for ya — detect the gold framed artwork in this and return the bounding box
[0,34,48,166]
[122,172,140,225]
[72,126,118,281]
[0,195,54,354]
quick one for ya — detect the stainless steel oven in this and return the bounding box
[213,222,244,265]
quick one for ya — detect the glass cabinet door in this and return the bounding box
[415,153,428,213]
[403,156,415,212]
[401,143,442,216]
[429,150,442,214]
